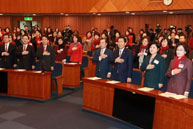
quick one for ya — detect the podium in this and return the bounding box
[0,69,51,101]
[63,63,80,88]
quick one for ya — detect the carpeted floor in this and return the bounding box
[0,86,140,129]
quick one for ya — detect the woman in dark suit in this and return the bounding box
[55,37,67,61]
[160,37,174,70]
[166,43,192,97]
[141,43,166,90]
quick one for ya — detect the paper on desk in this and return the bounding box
[106,80,120,84]
[14,69,26,71]
[138,87,154,92]
[87,77,101,80]
[67,63,77,65]
[159,92,187,99]
[33,71,42,73]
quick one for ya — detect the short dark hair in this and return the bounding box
[118,36,126,42]
[175,42,189,56]
[149,42,160,53]
[22,34,29,39]
[41,35,48,40]
[142,36,150,42]
[100,38,107,44]
[3,34,9,37]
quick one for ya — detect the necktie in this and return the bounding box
[43,46,46,52]
[23,45,26,51]
[100,49,104,55]
[5,44,8,52]
[119,50,122,57]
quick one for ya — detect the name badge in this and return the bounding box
[178,64,184,68]
[153,59,159,64]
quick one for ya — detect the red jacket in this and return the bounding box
[68,42,83,64]
[188,37,193,53]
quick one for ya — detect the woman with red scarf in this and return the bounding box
[138,36,149,68]
[68,35,83,64]
[91,33,100,51]
[125,30,133,49]
[166,43,192,97]
[55,38,67,61]
[160,37,174,70]
[83,31,92,51]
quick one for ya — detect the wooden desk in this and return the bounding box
[88,57,96,77]
[83,78,193,129]
[0,69,51,101]
[63,63,80,88]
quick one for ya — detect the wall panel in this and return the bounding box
[0,14,193,35]
[0,0,193,13]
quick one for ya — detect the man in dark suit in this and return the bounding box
[37,35,55,72]
[93,38,113,79]
[111,36,133,83]
[16,35,35,70]
[0,34,17,69]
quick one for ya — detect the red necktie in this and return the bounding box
[23,45,26,51]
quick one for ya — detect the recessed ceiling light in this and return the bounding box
[60,13,64,15]
[32,14,36,16]
[131,13,135,15]
[169,12,174,14]
[93,12,96,15]
[65,14,69,16]
[163,11,167,13]
[125,11,130,14]
[97,14,101,16]
[0,14,3,16]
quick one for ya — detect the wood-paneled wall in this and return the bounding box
[39,14,193,35]
[1,14,193,35]
[0,0,193,13]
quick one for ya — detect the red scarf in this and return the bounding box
[93,38,100,45]
[35,36,41,47]
[115,37,118,42]
[86,35,92,40]
[140,44,148,51]
[160,45,169,54]
[172,55,186,70]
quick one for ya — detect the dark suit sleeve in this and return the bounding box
[92,50,100,62]
[108,50,113,73]
[12,45,17,65]
[16,46,21,57]
[127,50,133,78]
[50,46,55,67]
[36,47,43,60]
[159,57,166,84]
[31,46,36,66]
[140,56,148,71]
